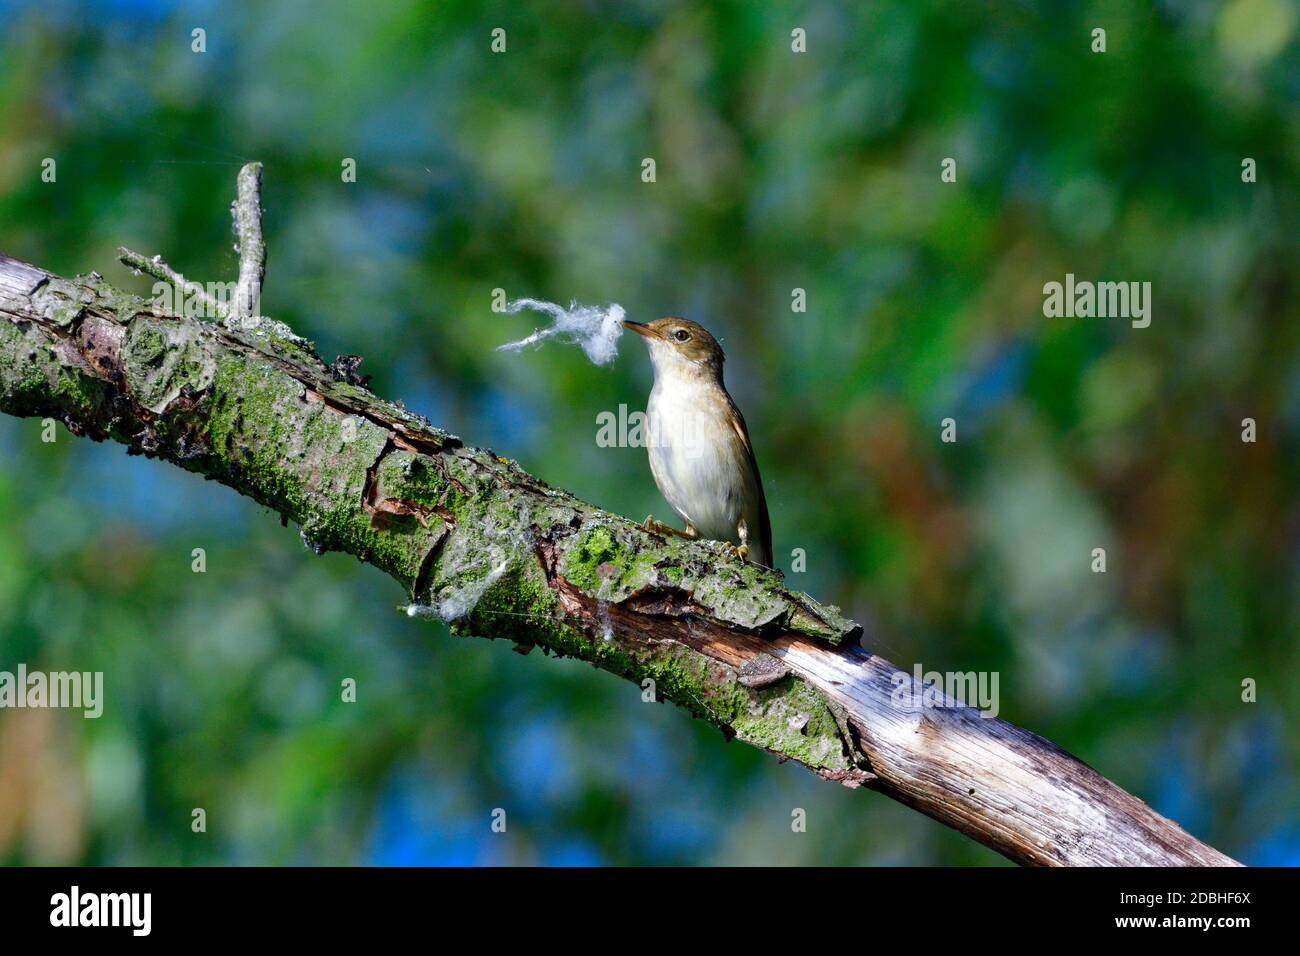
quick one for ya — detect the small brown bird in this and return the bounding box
[623,317,773,568]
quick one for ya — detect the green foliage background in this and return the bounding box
[0,0,1296,865]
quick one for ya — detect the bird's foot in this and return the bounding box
[642,515,694,539]
[719,541,749,562]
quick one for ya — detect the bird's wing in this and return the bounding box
[724,394,774,569]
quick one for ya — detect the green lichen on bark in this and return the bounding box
[122,316,215,412]
[554,520,858,643]
[655,649,851,769]
[202,352,435,588]
[453,571,859,775]
[0,313,115,430]
[371,450,467,518]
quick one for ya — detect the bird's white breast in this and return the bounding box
[645,377,751,544]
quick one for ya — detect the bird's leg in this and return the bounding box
[641,515,697,540]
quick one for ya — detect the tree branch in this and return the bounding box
[231,161,266,320]
[117,246,229,320]
[0,177,1238,866]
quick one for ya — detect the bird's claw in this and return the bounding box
[720,541,749,562]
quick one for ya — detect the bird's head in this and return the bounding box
[622,317,724,379]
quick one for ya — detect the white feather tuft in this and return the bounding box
[497,298,626,366]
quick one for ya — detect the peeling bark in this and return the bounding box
[0,252,1239,866]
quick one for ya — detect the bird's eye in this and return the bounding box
[673,329,690,342]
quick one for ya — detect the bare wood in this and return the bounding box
[0,174,1240,866]
[117,246,228,319]
[231,161,266,320]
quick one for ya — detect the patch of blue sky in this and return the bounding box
[66,439,248,534]
[539,839,603,867]
[368,773,489,867]
[500,715,581,807]
[948,339,1031,431]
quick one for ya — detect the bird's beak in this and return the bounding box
[622,320,663,341]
